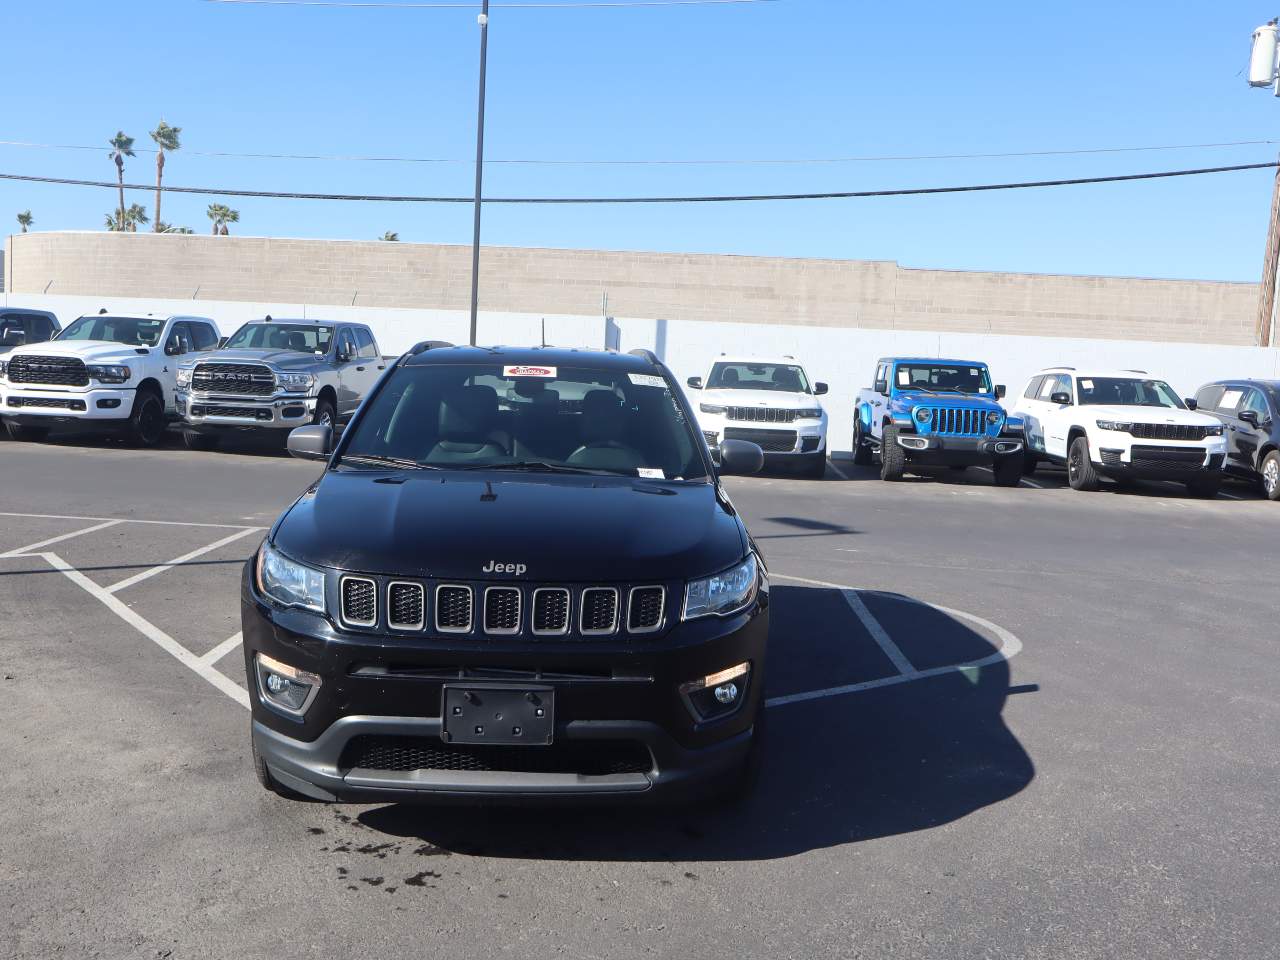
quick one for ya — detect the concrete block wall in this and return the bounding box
[6,291,1277,457]
[4,231,1260,346]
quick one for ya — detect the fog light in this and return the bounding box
[714,682,739,704]
[255,652,322,718]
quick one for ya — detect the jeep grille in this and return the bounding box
[532,588,570,636]
[340,577,377,627]
[726,406,797,424]
[483,587,522,635]
[1129,423,1209,442]
[579,588,619,636]
[435,585,474,633]
[387,582,425,630]
[923,407,991,437]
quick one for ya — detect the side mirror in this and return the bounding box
[995,384,1007,400]
[686,376,703,390]
[1239,410,1259,427]
[164,338,181,356]
[874,380,888,396]
[814,382,829,396]
[1050,391,1072,406]
[287,424,332,461]
[1183,398,1197,411]
[719,438,764,475]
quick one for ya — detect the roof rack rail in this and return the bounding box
[627,348,660,365]
[1122,369,1148,375]
[1049,365,1075,371]
[409,340,455,354]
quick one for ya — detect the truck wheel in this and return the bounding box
[880,425,906,481]
[851,420,872,465]
[312,398,336,430]
[992,454,1023,487]
[1066,436,1100,491]
[4,421,49,442]
[1022,453,1038,476]
[125,389,166,447]
[1260,451,1280,501]
[183,431,220,451]
[1186,476,1221,499]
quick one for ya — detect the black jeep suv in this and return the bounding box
[243,344,768,803]
[1193,379,1280,499]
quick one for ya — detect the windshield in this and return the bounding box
[895,363,992,394]
[706,362,810,393]
[57,315,165,347]
[341,362,708,480]
[223,323,334,353]
[1077,377,1184,408]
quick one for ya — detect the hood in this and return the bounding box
[701,388,817,408]
[7,340,151,363]
[896,390,1000,411]
[273,471,747,582]
[184,348,326,369]
[1085,405,1220,426]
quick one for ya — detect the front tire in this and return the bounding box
[1260,450,1280,501]
[4,421,49,442]
[125,389,166,447]
[1067,436,1100,491]
[992,454,1023,487]
[851,419,872,465]
[312,397,336,430]
[879,425,906,481]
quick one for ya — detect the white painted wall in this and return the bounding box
[7,292,1278,456]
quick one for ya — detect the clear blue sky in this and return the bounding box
[3,1,1279,281]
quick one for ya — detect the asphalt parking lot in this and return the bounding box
[2,432,1278,960]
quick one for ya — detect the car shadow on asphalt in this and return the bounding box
[357,585,1035,861]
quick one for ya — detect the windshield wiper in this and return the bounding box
[455,460,626,476]
[339,454,440,470]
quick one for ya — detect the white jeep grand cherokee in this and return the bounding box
[687,356,829,477]
[1013,366,1227,496]
[0,313,219,445]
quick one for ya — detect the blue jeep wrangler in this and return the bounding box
[853,357,1026,485]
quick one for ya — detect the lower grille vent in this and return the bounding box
[341,735,652,776]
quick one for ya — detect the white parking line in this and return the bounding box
[0,519,125,559]
[201,631,243,666]
[0,510,261,530]
[841,587,916,675]
[765,571,1023,709]
[827,459,853,481]
[37,551,250,709]
[106,527,262,594]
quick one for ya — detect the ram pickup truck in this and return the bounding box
[176,318,385,450]
[0,313,219,444]
[852,357,1025,485]
[0,309,61,357]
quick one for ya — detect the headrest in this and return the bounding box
[287,332,307,351]
[580,389,626,443]
[722,368,740,385]
[269,328,291,348]
[439,384,498,440]
[773,368,801,391]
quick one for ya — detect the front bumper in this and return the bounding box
[1,384,135,422]
[894,433,1023,465]
[700,415,827,457]
[178,390,316,431]
[242,567,768,803]
[1095,442,1226,481]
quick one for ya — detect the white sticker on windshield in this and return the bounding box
[503,364,556,378]
[1220,389,1243,410]
[897,369,910,386]
[637,467,665,479]
[1080,379,1094,390]
[628,373,666,388]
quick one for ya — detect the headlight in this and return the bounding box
[1204,424,1224,437]
[277,372,315,392]
[86,364,130,384]
[683,554,758,620]
[255,541,326,613]
[175,368,192,388]
[1096,419,1133,432]
[914,407,932,423]
[987,411,1002,425]
[699,403,727,415]
[795,408,823,420]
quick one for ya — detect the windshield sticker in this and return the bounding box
[503,365,556,378]
[637,467,665,479]
[1079,379,1093,390]
[1220,389,1243,410]
[969,368,979,376]
[628,373,667,388]
[897,369,910,386]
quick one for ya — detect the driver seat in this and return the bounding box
[426,385,508,463]
[566,390,642,472]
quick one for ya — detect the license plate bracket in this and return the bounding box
[441,685,554,746]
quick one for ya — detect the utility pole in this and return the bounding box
[1248,20,1280,345]
[468,0,491,348]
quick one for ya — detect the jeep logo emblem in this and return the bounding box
[483,560,526,576]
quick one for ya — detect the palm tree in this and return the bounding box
[156,221,194,235]
[125,203,149,232]
[108,131,136,229]
[380,231,400,241]
[206,203,240,235]
[149,121,181,233]
[16,211,33,233]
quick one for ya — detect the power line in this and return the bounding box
[1,161,1275,204]
[205,0,776,7]
[0,137,1275,166]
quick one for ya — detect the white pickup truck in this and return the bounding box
[0,313,220,445]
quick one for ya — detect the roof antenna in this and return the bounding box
[540,317,546,348]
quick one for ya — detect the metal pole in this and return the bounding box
[468,0,490,347]
[1256,160,1280,348]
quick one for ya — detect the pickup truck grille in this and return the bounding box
[191,362,275,396]
[7,355,88,386]
[1129,423,1209,441]
[334,578,667,639]
[724,427,797,452]
[726,406,797,424]
[923,407,990,437]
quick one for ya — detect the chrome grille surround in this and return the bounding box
[386,581,425,631]
[626,586,665,634]
[579,587,619,636]
[483,586,522,636]
[339,576,377,628]
[531,588,571,637]
[191,362,276,396]
[434,584,474,634]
